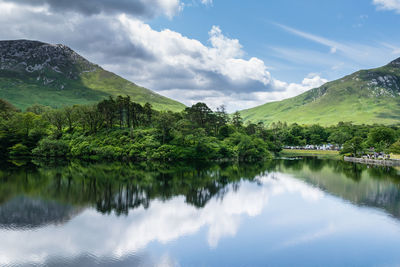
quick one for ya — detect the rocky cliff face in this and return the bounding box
[0,40,98,81]
[389,57,400,68]
[306,56,400,100]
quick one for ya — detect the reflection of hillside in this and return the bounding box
[0,161,270,216]
[0,196,82,230]
[2,159,400,222]
[275,158,400,219]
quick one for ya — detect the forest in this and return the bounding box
[0,97,275,162]
[1,96,400,162]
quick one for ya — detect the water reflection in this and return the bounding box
[274,158,400,218]
[0,196,80,230]
[1,159,400,266]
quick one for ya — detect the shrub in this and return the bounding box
[32,138,70,158]
[9,143,30,158]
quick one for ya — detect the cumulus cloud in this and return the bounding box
[159,74,327,111]
[116,17,271,90]
[373,0,400,13]
[0,0,327,112]
[2,0,183,19]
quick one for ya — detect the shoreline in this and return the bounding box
[280,149,341,159]
[344,157,400,167]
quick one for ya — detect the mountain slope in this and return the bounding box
[241,58,400,126]
[0,40,185,111]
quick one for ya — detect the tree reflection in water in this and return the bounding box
[1,158,400,224]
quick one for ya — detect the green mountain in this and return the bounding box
[241,58,400,126]
[0,40,185,111]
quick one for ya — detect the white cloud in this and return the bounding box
[0,1,329,112]
[160,74,327,112]
[116,17,272,89]
[275,23,347,55]
[382,42,400,54]
[373,0,400,13]
[1,0,184,19]
[271,23,400,82]
[201,0,213,6]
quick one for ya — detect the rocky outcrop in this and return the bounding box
[0,40,98,80]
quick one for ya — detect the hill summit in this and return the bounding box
[240,57,400,126]
[0,40,185,111]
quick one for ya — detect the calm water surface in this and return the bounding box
[1,158,400,266]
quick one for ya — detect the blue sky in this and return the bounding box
[151,0,400,82]
[0,0,399,111]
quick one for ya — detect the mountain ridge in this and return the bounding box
[0,39,185,111]
[240,57,400,126]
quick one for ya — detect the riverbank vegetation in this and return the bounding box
[268,121,400,157]
[0,97,275,162]
[2,97,400,163]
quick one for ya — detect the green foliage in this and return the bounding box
[18,100,273,162]
[0,98,18,118]
[9,143,30,158]
[26,104,50,115]
[32,138,70,158]
[0,111,48,158]
[6,95,399,162]
[341,137,365,156]
[232,111,243,128]
[367,127,397,151]
[389,140,400,154]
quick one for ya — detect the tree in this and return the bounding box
[328,130,351,146]
[215,105,229,134]
[156,112,176,144]
[306,124,328,144]
[26,104,49,115]
[130,102,144,128]
[116,96,124,128]
[76,105,102,133]
[97,97,117,129]
[0,98,17,118]
[389,140,400,154]
[63,106,79,132]
[368,127,396,151]
[341,136,365,156]
[289,123,304,141]
[143,102,153,126]
[232,111,243,129]
[44,109,66,136]
[245,123,257,135]
[185,103,214,129]
[124,96,131,128]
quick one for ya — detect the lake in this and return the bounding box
[1,158,400,267]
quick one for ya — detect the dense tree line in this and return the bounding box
[2,96,400,162]
[270,121,400,156]
[0,97,275,162]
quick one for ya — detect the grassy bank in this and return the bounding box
[390,154,400,160]
[280,149,341,159]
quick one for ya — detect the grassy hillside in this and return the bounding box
[0,40,185,112]
[241,58,400,126]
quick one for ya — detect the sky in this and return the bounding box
[0,0,400,112]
